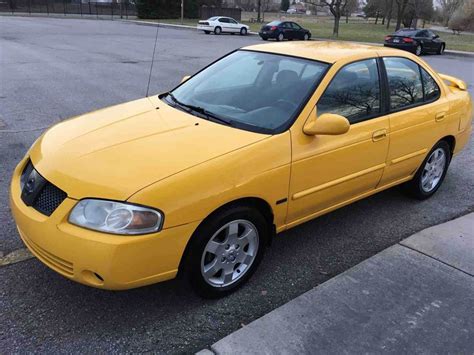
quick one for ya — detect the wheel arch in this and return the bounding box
[440,135,456,155]
[177,197,275,275]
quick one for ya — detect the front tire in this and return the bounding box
[437,44,445,55]
[184,205,269,298]
[303,33,309,40]
[403,141,451,200]
[276,32,284,41]
[240,27,248,36]
[214,26,222,35]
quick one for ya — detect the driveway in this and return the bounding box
[1,16,473,353]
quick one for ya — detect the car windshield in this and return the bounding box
[168,50,329,134]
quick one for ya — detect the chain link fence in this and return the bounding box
[0,0,136,19]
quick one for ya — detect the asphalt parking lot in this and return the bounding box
[1,16,473,353]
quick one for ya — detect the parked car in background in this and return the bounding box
[259,20,311,41]
[286,8,297,14]
[384,28,446,56]
[197,16,249,35]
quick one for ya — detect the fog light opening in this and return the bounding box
[81,270,105,286]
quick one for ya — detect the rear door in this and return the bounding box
[378,56,450,186]
[281,22,293,39]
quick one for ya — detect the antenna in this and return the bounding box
[146,24,160,97]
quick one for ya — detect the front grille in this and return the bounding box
[20,160,67,216]
[33,183,67,216]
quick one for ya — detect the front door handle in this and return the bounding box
[435,112,446,122]
[372,129,387,142]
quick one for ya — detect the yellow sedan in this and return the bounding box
[10,42,472,298]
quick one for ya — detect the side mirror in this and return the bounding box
[181,75,191,83]
[303,112,350,136]
[433,34,439,39]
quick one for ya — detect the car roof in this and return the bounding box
[242,41,408,64]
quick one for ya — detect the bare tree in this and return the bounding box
[394,0,409,30]
[438,0,462,26]
[304,0,350,36]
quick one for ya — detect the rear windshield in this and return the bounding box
[208,16,218,21]
[394,29,417,36]
[267,21,281,26]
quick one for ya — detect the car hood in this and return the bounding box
[30,97,268,200]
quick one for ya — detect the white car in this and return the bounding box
[197,16,250,36]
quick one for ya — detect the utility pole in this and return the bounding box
[181,0,184,25]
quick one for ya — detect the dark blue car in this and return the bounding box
[259,20,311,41]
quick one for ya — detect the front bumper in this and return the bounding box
[10,158,200,290]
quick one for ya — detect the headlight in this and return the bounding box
[69,199,163,235]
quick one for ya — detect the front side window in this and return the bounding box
[384,57,424,111]
[291,22,302,30]
[421,68,440,101]
[169,51,329,133]
[317,59,381,124]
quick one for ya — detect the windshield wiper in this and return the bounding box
[166,93,233,126]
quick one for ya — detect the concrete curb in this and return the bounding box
[197,213,474,354]
[124,20,259,35]
[127,19,474,58]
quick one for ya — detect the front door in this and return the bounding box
[287,58,390,226]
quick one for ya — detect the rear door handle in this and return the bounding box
[372,129,387,142]
[435,112,446,122]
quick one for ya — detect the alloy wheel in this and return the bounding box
[421,148,446,193]
[415,45,422,56]
[201,219,259,287]
[277,33,284,41]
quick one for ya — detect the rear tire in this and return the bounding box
[415,44,422,56]
[214,26,222,35]
[403,141,451,200]
[240,27,248,36]
[437,44,445,55]
[183,205,269,298]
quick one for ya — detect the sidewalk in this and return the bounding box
[198,213,474,354]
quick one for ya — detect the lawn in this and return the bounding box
[140,14,474,52]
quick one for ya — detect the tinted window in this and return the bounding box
[384,57,424,110]
[291,22,302,30]
[229,18,238,24]
[421,68,440,101]
[418,30,429,37]
[171,51,329,133]
[282,22,292,28]
[395,29,417,36]
[318,59,381,124]
[219,18,229,23]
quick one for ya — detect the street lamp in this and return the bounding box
[181,0,184,25]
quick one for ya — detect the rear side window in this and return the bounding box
[384,57,424,110]
[421,68,440,101]
[317,59,381,124]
